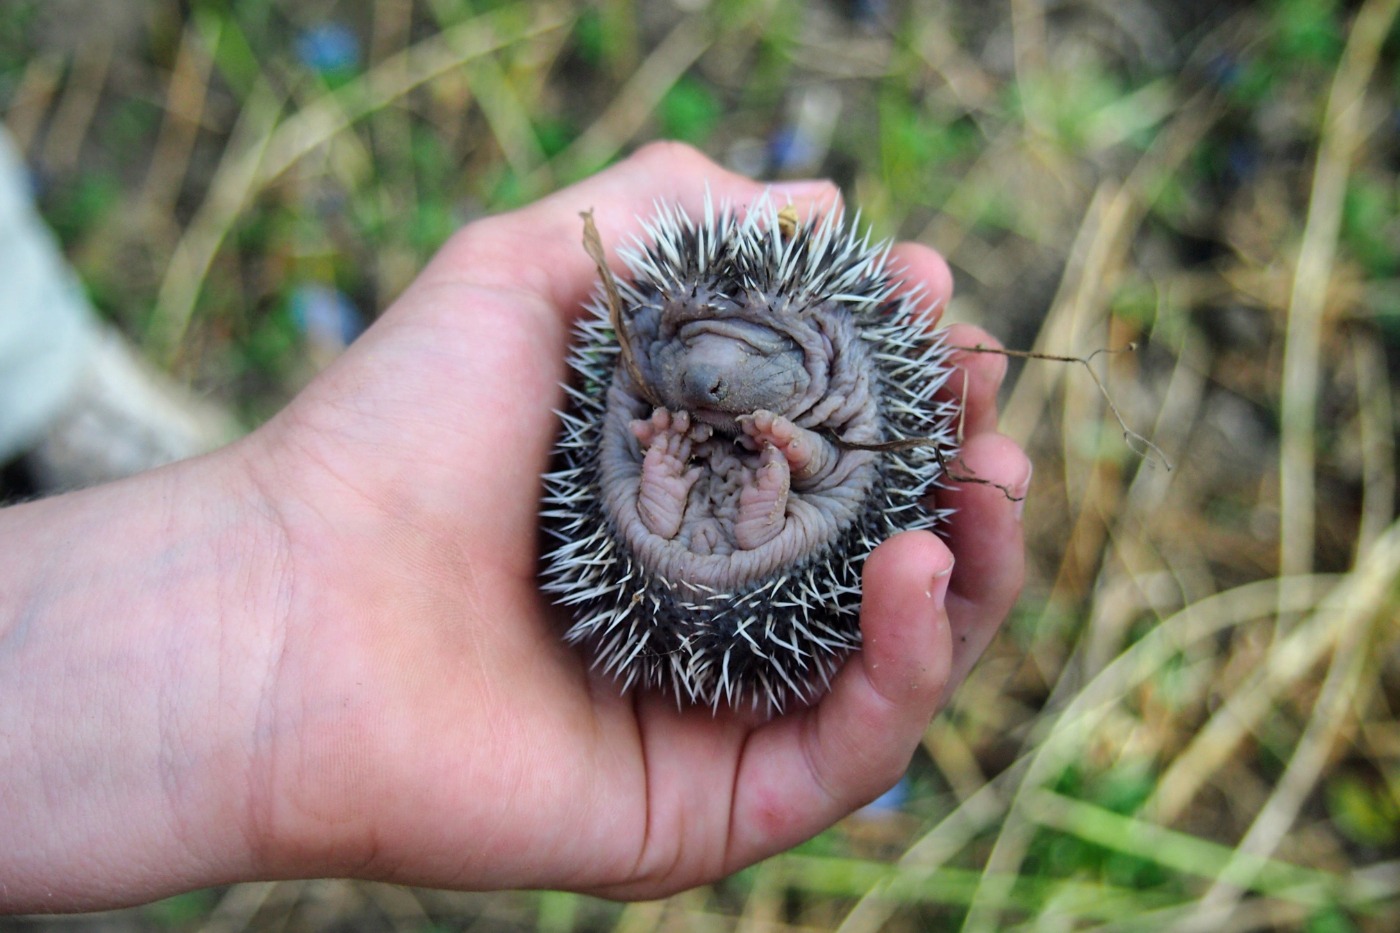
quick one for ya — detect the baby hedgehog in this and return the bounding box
[540,196,960,712]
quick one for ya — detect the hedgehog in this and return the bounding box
[540,195,960,712]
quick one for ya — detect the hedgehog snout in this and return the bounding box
[682,361,732,406]
[671,343,807,429]
[654,321,808,418]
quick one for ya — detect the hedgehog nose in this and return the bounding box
[683,364,729,406]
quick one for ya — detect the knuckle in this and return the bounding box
[630,140,714,174]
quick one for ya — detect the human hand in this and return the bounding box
[0,143,1028,911]
[237,142,1029,896]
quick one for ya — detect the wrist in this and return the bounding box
[0,439,294,911]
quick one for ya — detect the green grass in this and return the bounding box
[4,0,1400,929]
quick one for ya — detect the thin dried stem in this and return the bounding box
[834,340,1167,501]
[967,342,1172,470]
[580,209,661,408]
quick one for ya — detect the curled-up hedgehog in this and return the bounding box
[541,196,960,712]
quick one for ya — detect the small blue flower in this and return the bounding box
[290,283,364,353]
[848,0,888,29]
[1225,140,1260,187]
[1204,53,1244,91]
[768,125,819,175]
[858,774,909,816]
[295,22,361,75]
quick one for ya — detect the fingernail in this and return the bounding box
[928,559,953,604]
[1011,460,1033,521]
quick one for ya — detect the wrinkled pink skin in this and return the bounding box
[631,407,840,551]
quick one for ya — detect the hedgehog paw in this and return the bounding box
[633,408,700,540]
[734,443,790,550]
[737,409,837,487]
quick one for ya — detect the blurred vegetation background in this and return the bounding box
[3,0,1400,929]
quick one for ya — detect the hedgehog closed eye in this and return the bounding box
[540,195,961,713]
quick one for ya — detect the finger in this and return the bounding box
[940,322,1008,439]
[425,142,844,316]
[887,242,955,329]
[723,531,953,866]
[940,431,1029,694]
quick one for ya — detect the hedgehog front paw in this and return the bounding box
[737,409,837,487]
[734,442,791,550]
[632,408,702,540]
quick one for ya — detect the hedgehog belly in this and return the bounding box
[596,379,883,590]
